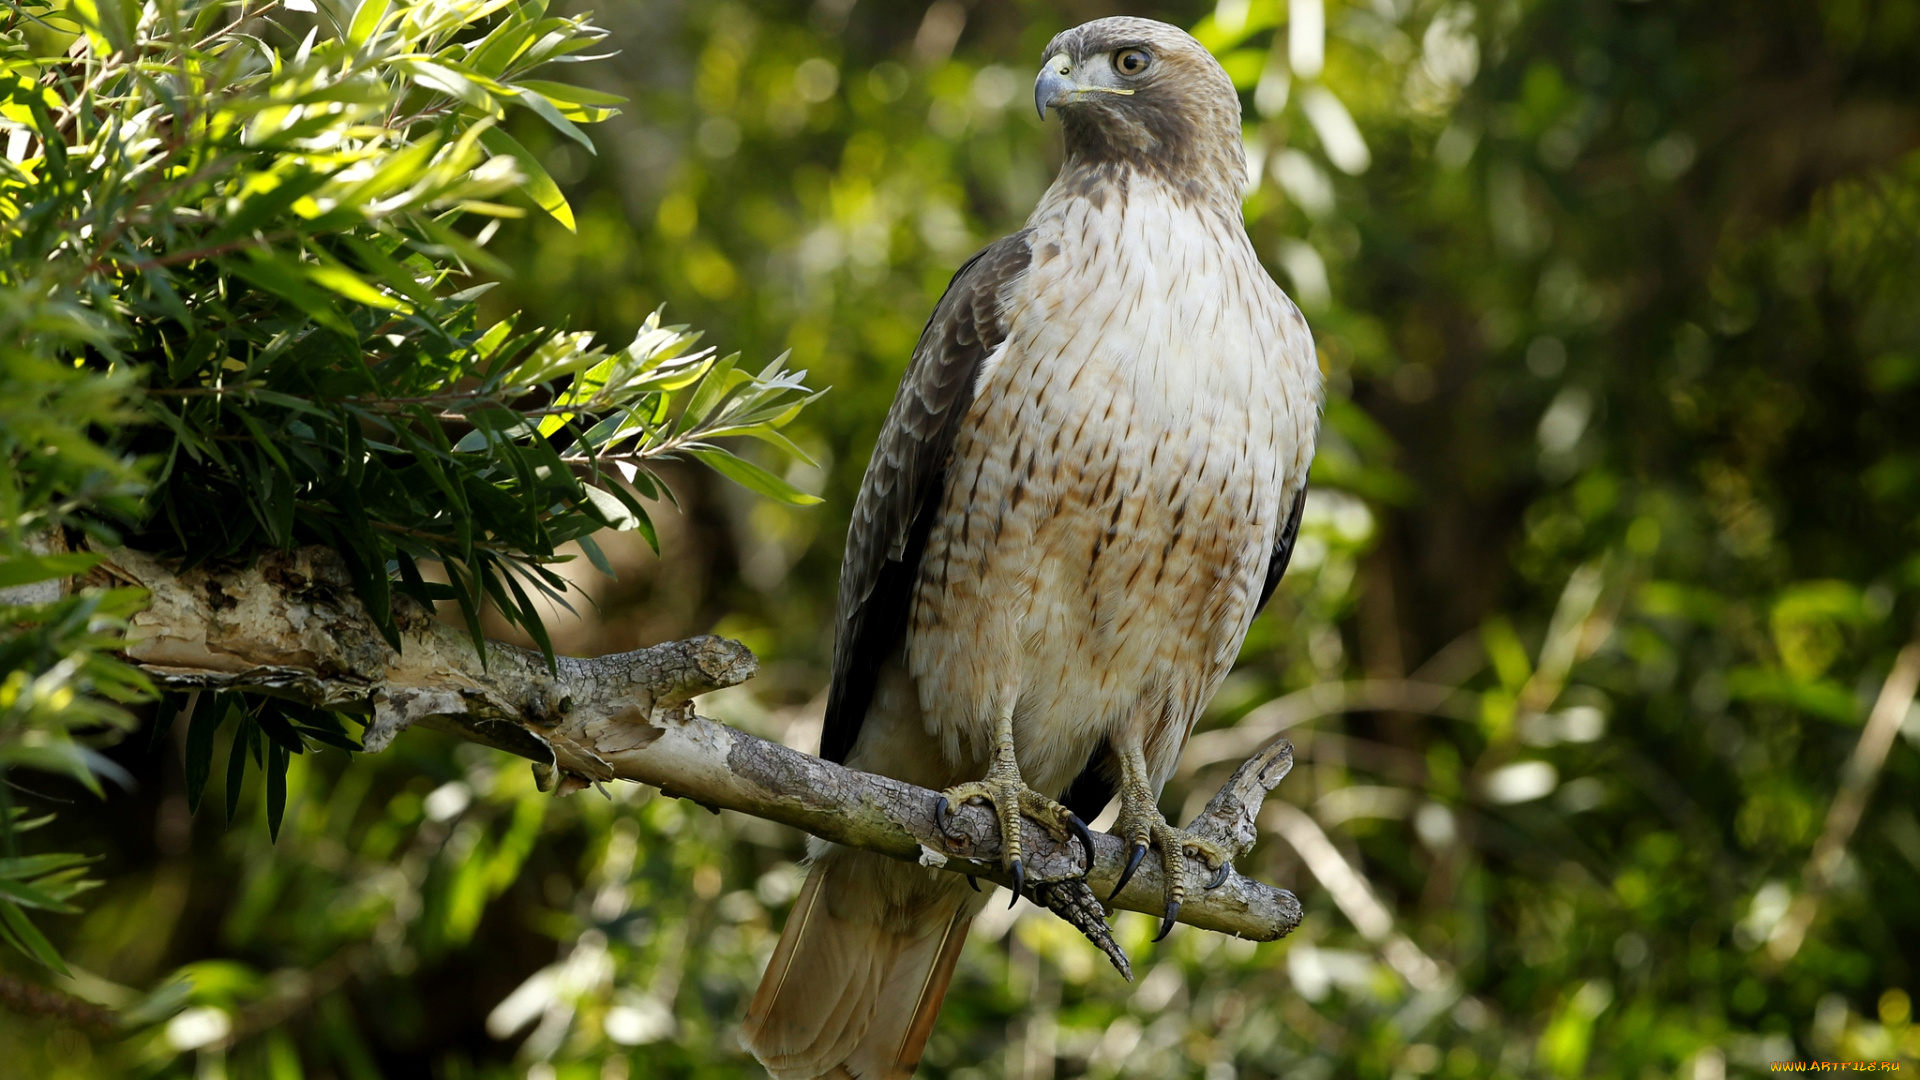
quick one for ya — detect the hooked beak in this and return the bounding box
[1034,54,1074,119]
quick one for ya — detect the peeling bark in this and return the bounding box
[96,545,1302,943]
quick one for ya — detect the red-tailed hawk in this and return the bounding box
[742,17,1319,1078]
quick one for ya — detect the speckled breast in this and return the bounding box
[905,182,1318,795]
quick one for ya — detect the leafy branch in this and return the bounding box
[0,0,823,976]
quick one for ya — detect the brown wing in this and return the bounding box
[819,231,1034,764]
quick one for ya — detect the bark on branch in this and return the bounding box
[94,544,1302,942]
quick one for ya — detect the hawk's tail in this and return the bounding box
[741,849,976,1080]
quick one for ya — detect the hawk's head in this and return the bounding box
[1034,18,1244,203]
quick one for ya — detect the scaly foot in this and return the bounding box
[1109,802,1235,942]
[934,767,1097,908]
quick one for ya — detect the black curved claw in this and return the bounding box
[1008,857,1024,908]
[965,875,980,892]
[1109,841,1148,901]
[933,796,953,834]
[1154,899,1181,943]
[1066,813,1097,877]
[1205,863,1231,891]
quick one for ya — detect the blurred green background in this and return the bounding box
[8,0,1920,1076]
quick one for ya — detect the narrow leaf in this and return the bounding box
[477,126,575,231]
[266,743,289,842]
[511,79,627,107]
[509,88,595,152]
[184,695,228,813]
[225,719,250,823]
[347,0,391,47]
[575,534,615,577]
[686,448,823,506]
[0,902,69,975]
[0,553,102,590]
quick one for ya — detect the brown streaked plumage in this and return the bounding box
[741,18,1320,1079]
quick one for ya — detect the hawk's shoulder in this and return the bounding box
[819,230,1035,764]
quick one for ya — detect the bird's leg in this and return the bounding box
[1107,736,1235,943]
[934,707,1097,906]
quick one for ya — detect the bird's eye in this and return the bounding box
[1113,48,1150,76]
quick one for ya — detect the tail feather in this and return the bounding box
[742,850,978,1080]
[885,905,969,1072]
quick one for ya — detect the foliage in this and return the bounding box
[4,0,1920,1078]
[3,0,817,657]
[0,0,814,1030]
[0,559,149,977]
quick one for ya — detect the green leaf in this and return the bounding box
[699,422,817,464]
[508,87,595,152]
[145,691,180,753]
[233,409,293,477]
[477,126,575,231]
[308,262,411,313]
[225,718,251,823]
[184,695,227,814]
[0,901,69,975]
[0,742,109,798]
[254,707,309,757]
[501,567,557,671]
[0,552,102,589]
[580,482,637,530]
[209,168,331,244]
[399,59,495,111]
[78,0,136,56]
[442,559,490,667]
[0,877,76,914]
[0,853,98,881]
[338,235,435,307]
[511,79,626,107]
[467,15,540,78]
[225,252,355,337]
[266,742,289,842]
[347,0,391,48]
[686,448,823,506]
[410,214,513,277]
[341,132,443,204]
[575,533,615,577]
[578,477,659,552]
[676,353,740,432]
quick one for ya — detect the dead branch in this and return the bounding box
[92,545,1302,943]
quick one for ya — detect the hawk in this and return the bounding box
[742,18,1319,1079]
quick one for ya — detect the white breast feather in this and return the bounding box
[910,176,1321,796]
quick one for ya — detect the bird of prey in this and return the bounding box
[742,17,1319,1079]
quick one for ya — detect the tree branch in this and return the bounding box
[95,544,1302,943]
